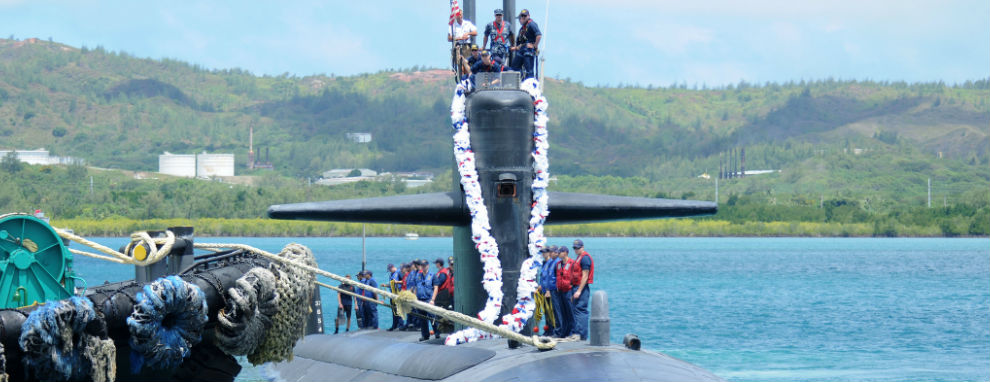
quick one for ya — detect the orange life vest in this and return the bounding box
[571,251,594,286]
[437,267,454,295]
[556,258,575,292]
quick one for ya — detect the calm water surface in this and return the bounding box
[76,237,989,382]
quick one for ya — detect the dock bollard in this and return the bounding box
[590,290,610,346]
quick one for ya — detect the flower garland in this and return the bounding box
[445,78,550,345]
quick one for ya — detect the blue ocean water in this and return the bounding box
[74,237,990,382]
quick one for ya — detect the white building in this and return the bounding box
[346,133,372,143]
[158,152,196,177]
[159,152,234,178]
[322,168,377,178]
[0,149,81,165]
[196,153,235,177]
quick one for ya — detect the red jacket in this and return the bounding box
[555,258,575,292]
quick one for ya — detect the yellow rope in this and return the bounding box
[533,291,555,329]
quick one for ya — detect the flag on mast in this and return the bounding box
[449,0,461,25]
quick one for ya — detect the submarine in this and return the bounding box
[265,2,720,378]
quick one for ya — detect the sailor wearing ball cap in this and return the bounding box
[483,8,514,62]
[509,8,541,79]
[571,239,595,340]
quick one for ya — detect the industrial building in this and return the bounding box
[158,152,197,177]
[158,152,234,178]
[196,153,235,177]
[0,149,82,165]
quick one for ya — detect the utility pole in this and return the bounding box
[361,223,367,272]
[715,177,718,204]
[90,176,94,195]
[928,177,931,208]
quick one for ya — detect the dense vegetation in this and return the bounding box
[0,38,987,236]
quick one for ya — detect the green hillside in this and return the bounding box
[0,37,987,236]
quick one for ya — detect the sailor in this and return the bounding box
[430,258,454,338]
[482,8,514,64]
[361,270,380,330]
[354,271,365,328]
[538,246,560,336]
[571,239,595,340]
[448,7,477,77]
[401,263,412,291]
[457,44,483,80]
[471,50,503,74]
[387,264,404,331]
[509,9,541,79]
[334,274,355,334]
[554,246,576,338]
[467,44,482,67]
[415,260,435,340]
[403,263,422,331]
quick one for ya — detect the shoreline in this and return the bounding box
[54,217,987,238]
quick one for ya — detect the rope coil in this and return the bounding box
[127,276,208,373]
[247,243,316,365]
[215,267,279,357]
[19,296,116,382]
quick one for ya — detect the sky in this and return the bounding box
[1,0,987,87]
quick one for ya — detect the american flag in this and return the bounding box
[449,0,461,26]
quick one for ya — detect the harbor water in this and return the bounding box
[75,237,989,382]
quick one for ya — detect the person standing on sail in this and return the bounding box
[447,3,477,78]
[509,9,541,79]
[482,8,513,66]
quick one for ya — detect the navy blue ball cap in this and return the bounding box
[494,8,503,15]
[573,239,584,249]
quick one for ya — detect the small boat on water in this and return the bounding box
[404,232,420,240]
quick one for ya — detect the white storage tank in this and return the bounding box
[159,153,196,177]
[197,153,235,177]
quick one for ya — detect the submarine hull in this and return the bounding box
[267,331,724,382]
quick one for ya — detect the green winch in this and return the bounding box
[0,213,76,308]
